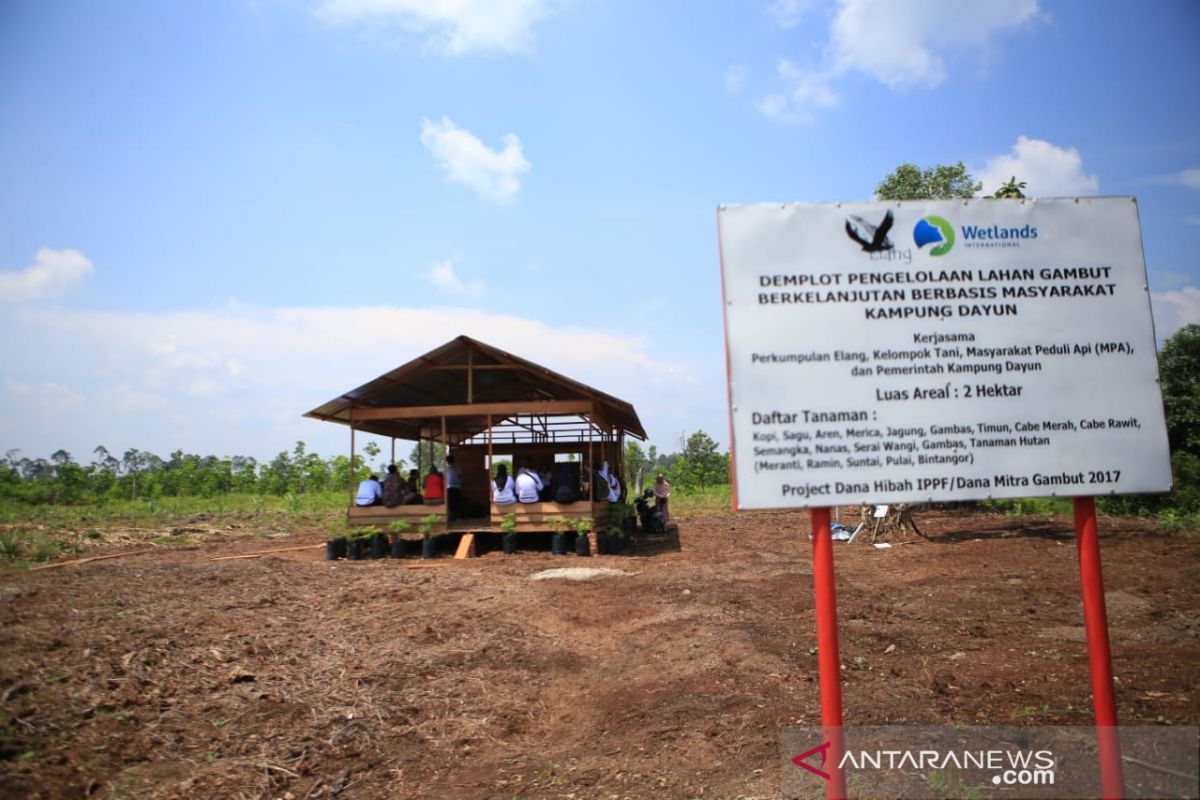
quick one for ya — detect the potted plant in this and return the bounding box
[570,517,592,557]
[547,517,569,556]
[418,514,441,559]
[347,526,376,561]
[388,519,411,558]
[370,528,389,559]
[500,512,519,555]
[601,502,632,555]
[325,522,348,560]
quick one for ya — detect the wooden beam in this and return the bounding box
[30,549,155,571]
[454,533,476,559]
[350,400,592,420]
[210,544,325,561]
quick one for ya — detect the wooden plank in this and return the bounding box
[348,504,443,519]
[209,544,325,561]
[29,549,155,571]
[454,533,476,559]
[349,400,592,421]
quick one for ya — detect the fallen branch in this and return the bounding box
[29,549,156,571]
[209,544,324,561]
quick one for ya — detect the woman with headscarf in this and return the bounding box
[492,463,516,505]
[654,473,671,526]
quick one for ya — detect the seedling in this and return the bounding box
[418,514,441,539]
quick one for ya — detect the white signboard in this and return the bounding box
[718,197,1172,509]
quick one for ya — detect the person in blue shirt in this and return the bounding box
[355,474,384,506]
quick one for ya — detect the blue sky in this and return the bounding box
[2,0,1198,464]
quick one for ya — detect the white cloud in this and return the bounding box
[426,258,484,297]
[0,303,697,461]
[767,0,815,28]
[757,60,838,122]
[4,378,85,412]
[1177,168,1200,188]
[976,136,1099,197]
[725,64,748,94]
[830,0,1040,87]
[314,0,553,55]
[0,248,94,303]
[420,116,530,203]
[756,0,1039,121]
[1151,287,1200,341]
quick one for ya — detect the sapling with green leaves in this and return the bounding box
[351,525,378,541]
[388,519,411,537]
[607,502,631,539]
[418,514,441,539]
[500,513,518,535]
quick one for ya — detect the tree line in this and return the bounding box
[0,431,734,507]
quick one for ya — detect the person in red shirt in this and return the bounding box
[423,467,445,505]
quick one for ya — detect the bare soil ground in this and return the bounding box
[1,508,1197,799]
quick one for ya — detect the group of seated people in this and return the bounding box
[355,464,446,508]
[355,458,633,512]
[491,460,624,506]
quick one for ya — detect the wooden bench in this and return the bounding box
[489,501,609,532]
[347,504,447,533]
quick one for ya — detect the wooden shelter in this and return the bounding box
[304,336,647,541]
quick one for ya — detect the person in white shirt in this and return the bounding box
[514,463,544,504]
[355,474,383,506]
[492,464,516,504]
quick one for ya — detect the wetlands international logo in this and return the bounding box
[913,215,955,256]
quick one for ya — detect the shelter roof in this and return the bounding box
[304,336,646,443]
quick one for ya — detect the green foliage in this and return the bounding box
[875,161,981,200]
[499,513,518,535]
[981,497,1071,517]
[418,514,441,538]
[0,527,61,565]
[1159,324,1200,458]
[409,441,447,474]
[0,441,378,510]
[1100,451,1200,519]
[992,176,1027,199]
[669,484,732,516]
[350,525,378,541]
[606,502,632,537]
[388,519,412,536]
[666,430,729,491]
[623,441,652,495]
[569,517,592,536]
[545,517,568,535]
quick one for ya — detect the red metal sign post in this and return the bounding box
[1074,496,1125,799]
[810,507,847,800]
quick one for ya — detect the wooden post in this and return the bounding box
[349,423,356,505]
[442,415,449,525]
[486,414,495,527]
[467,349,474,403]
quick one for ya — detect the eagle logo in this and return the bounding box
[844,210,895,252]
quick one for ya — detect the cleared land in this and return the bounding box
[1,508,1197,799]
